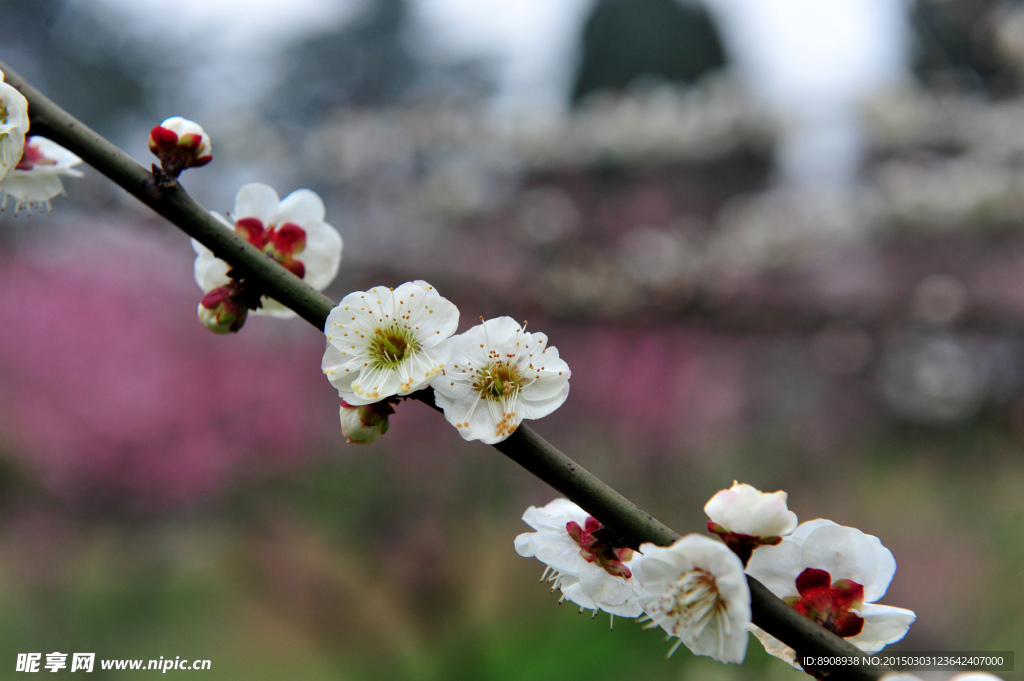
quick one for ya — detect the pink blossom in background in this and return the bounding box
[560,326,746,448]
[0,226,333,513]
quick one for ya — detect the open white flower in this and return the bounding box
[322,281,458,404]
[746,519,916,667]
[433,317,570,444]
[632,534,751,663]
[0,72,29,182]
[514,498,644,620]
[193,183,342,318]
[0,136,83,213]
[705,481,797,563]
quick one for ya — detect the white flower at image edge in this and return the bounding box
[0,72,29,182]
[322,281,458,404]
[745,519,917,666]
[632,534,751,664]
[514,498,645,618]
[193,183,342,317]
[0,136,84,212]
[433,316,570,444]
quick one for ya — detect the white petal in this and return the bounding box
[749,625,798,666]
[322,343,359,395]
[253,297,296,318]
[192,241,231,293]
[863,533,897,603]
[745,538,803,599]
[482,316,528,355]
[299,220,343,290]
[799,524,880,591]
[704,483,798,538]
[276,188,325,225]
[632,552,688,590]
[233,183,280,224]
[847,603,916,653]
[0,173,65,207]
[520,382,570,420]
[578,562,637,606]
[790,518,837,543]
[514,532,536,558]
[687,611,749,664]
[563,581,643,617]
[436,390,507,444]
[560,582,598,610]
[519,357,571,402]
[18,137,84,176]
[520,499,586,530]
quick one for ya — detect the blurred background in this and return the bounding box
[0,0,1022,678]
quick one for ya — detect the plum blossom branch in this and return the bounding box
[0,57,890,681]
[0,60,333,330]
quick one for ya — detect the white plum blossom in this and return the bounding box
[193,183,342,318]
[705,481,797,563]
[0,72,29,182]
[514,498,645,621]
[0,137,83,213]
[433,317,570,444]
[746,519,916,667]
[322,281,458,405]
[632,534,751,664]
[148,116,212,174]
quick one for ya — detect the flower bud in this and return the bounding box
[705,481,797,564]
[339,400,394,444]
[148,116,212,177]
[198,284,247,334]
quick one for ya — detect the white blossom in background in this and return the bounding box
[746,519,916,667]
[705,481,797,563]
[433,316,570,444]
[514,498,645,621]
[0,137,83,213]
[322,281,458,404]
[193,182,342,318]
[632,534,751,664]
[0,72,29,182]
[148,116,212,173]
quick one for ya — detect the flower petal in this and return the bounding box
[234,183,280,224]
[847,603,916,653]
[299,221,343,290]
[276,188,325,225]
